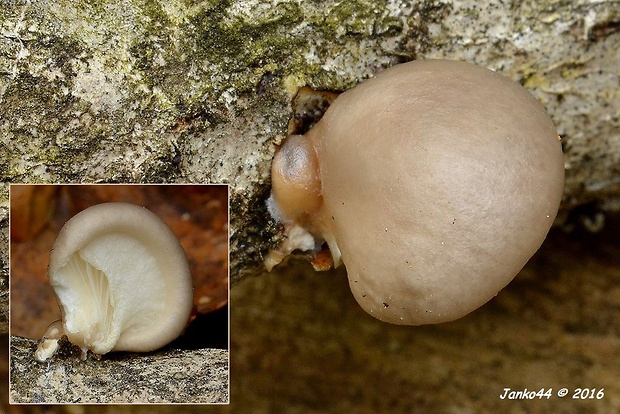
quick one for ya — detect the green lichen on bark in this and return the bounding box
[2,0,452,281]
[2,0,447,181]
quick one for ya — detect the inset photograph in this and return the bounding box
[9,184,229,404]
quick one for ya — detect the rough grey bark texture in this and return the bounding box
[1,0,619,283]
[9,336,229,404]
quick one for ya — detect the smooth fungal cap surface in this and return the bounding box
[49,202,193,354]
[305,59,564,325]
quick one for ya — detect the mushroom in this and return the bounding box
[266,59,565,325]
[35,202,193,361]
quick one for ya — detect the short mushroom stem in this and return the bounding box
[35,320,65,362]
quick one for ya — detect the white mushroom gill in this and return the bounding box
[35,202,193,362]
[53,232,167,354]
[58,252,114,352]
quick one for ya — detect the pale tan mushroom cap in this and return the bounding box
[302,60,564,324]
[49,202,193,354]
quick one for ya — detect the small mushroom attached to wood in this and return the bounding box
[35,202,193,361]
[267,59,565,325]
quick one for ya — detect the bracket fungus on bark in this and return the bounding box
[267,59,565,326]
[35,202,193,361]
